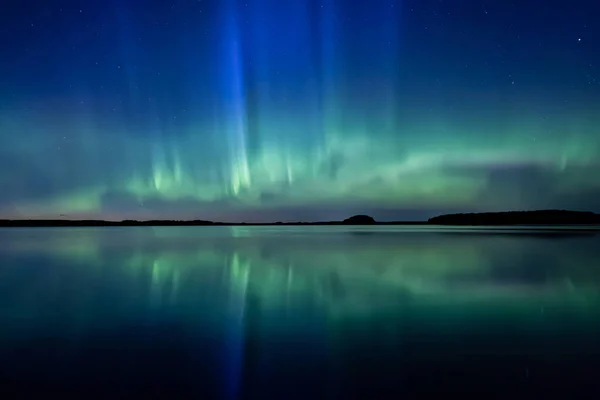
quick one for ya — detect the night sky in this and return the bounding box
[0,0,598,222]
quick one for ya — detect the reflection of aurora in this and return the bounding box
[2,227,600,322]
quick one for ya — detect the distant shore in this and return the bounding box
[427,210,600,226]
[0,210,599,227]
[0,219,428,227]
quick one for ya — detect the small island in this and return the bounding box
[342,215,376,225]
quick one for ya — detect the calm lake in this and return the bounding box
[1,226,599,398]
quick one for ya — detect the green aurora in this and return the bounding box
[1,1,598,221]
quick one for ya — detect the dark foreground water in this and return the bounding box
[1,226,600,398]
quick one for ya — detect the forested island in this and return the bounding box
[428,210,600,225]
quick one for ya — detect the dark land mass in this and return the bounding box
[0,218,423,228]
[0,210,599,228]
[428,210,600,226]
[342,215,376,225]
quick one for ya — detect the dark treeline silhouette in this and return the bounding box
[0,219,216,227]
[428,210,600,226]
[1,211,599,227]
[0,215,394,227]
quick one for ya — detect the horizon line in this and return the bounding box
[0,209,598,226]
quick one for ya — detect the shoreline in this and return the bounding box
[1,210,599,228]
[1,222,599,230]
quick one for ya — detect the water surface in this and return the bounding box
[1,226,599,398]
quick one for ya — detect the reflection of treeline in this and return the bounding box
[428,210,600,226]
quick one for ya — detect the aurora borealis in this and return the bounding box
[1,0,598,222]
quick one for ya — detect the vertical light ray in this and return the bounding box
[380,2,402,133]
[320,0,340,156]
[221,0,251,196]
[240,1,330,184]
